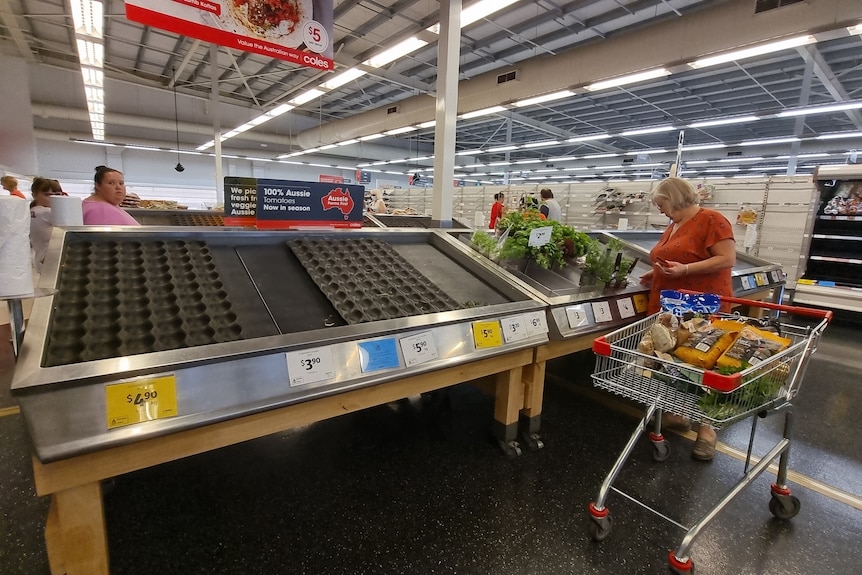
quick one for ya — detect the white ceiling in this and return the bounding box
[2,0,862,182]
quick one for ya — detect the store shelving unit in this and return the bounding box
[793,165,862,312]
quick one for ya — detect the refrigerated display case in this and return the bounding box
[793,165,862,313]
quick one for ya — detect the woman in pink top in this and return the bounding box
[82,166,140,226]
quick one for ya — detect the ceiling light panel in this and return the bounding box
[688,35,815,69]
[586,68,670,91]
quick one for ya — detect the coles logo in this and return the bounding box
[304,54,331,70]
[321,188,355,219]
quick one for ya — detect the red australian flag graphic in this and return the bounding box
[321,188,355,220]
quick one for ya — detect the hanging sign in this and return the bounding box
[254,178,365,229]
[125,0,334,71]
[223,176,258,226]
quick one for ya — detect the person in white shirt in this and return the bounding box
[539,188,562,221]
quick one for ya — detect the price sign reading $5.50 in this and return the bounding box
[286,346,336,387]
[399,331,439,367]
[471,320,503,349]
[105,375,178,429]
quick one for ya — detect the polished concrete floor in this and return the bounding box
[1,318,861,575]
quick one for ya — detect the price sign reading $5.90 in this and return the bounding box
[105,375,178,429]
[399,331,439,367]
[471,320,503,349]
[286,346,336,387]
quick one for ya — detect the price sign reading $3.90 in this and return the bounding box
[105,375,178,429]
[399,331,439,367]
[287,346,336,386]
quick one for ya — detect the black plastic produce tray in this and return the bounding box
[287,238,462,323]
[44,239,244,366]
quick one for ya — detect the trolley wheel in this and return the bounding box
[668,551,693,574]
[588,514,613,541]
[652,440,671,462]
[520,431,544,451]
[498,439,522,459]
[769,494,801,520]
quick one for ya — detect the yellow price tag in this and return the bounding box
[106,375,179,429]
[471,320,503,349]
[632,294,649,313]
[796,279,816,285]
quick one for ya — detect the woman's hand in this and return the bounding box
[658,259,688,278]
[639,269,654,286]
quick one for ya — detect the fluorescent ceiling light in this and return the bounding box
[718,156,763,163]
[364,37,428,68]
[523,140,561,148]
[563,166,587,171]
[592,164,622,169]
[625,149,667,155]
[689,115,759,128]
[688,35,815,69]
[567,133,610,143]
[461,0,520,28]
[487,145,518,152]
[817,131,862,140]
[321,68,366,90]
[705,167,740,172]
[318,144,337,150]
[514,159,541,164]
[418,120,436,128]
[586,68,670,91]
[534,169,559,173]
[80,66,103,87]
[290,89,324,106]
[582,153,618,159]
[848,23,862,34]
[685,160,710,165]
[464,163,486,168]
[197,141,215,151]
[384,126,417,135]
[777,101,862,117]
[460,105,507,119]
[456,149,482,155]
[739,137,799,146]
[621,125,675,136]
[514,90,575,107]
[682,143,727,151]
[487,161,510,166]
[70,0,103,38]
[359,133,384,141]
[76,39,103,67]
[548,156,576,162]
[337,139,359,146]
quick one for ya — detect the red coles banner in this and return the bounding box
[125,0,334,71]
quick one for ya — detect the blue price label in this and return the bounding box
[358,338,401,373]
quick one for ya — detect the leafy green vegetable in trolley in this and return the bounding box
[476,211,592,269]
[697,362,789,420]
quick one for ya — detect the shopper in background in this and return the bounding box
[370,190,387,214]
[29,177,64,273]
[489,192,506,229]
[539,188,562,221]
[639,176,736,461]
[82,165,140,226]
[2,175,26,199]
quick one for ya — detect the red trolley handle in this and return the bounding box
[678,290,833,323]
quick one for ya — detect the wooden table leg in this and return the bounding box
[492,366,523,455]
[520,359,546,442]
[46,482,109,575]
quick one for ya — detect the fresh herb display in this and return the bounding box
[582,237,633,284]
[476,211,592,270]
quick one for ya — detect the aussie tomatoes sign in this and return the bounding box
[125,0,334,71]
[225,178,364,229]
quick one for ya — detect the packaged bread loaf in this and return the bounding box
[715,325,791,370]
[672,320,741,369]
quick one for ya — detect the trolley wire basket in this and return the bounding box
[586,294,831,574]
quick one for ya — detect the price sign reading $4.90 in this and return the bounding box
[399,331,439,367]
[105,375,178,429]
[287,346,336,386]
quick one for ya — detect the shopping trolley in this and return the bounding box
[586,294,831,574]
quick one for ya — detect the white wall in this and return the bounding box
[33,139,410,208]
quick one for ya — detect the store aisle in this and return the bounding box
[1,320,861,575]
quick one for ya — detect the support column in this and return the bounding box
[211,44,224,202]
[431,0,461,225]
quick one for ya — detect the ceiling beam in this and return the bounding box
[798,44,862,130]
